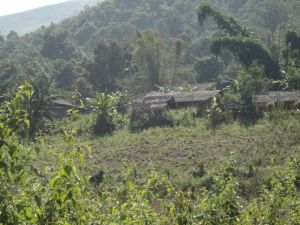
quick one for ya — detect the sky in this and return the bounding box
[0,0,71,16]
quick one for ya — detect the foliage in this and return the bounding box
[284,62,300,90]
[206,96,233,129]
[133,30,163,90]
[27,76,57,137]
[89,91,129,135]
[198,3,251,37]
[194,56,223,82]
[229,65,269,124]
[41,31,76,60]
[198,4,281,80]
[86,41,132,91]
[0,85,300,224]
[129,104,173,131]
[285,31,300,69]
[211,37,281,80]
[0,0,299,94]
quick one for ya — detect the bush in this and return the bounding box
[89,92,129,135]
[206,96,233,129]
[194,56,223,82]
[129,104,173,131]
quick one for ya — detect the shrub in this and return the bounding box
[89,92,129,135]
[129,104,173,131]
[206,96,233,129]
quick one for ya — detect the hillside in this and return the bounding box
[0,0,99,35]
[0,0,299,96]
[0,0,300,223]
[41,110,300,193]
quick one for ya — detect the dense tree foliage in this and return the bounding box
[0,0,299,95]
[198,4,281,80]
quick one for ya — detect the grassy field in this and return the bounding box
[37,109,300,198]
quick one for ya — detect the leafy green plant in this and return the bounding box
[89,91,129,135]
[129,104,174,132]
[206,96,232,129]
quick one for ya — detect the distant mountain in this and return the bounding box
[0,0,99,36]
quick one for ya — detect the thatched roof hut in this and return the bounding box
[143,90,221,109]
[143,93,176,109]
[172,90,221,108]
[49,99,76,118]
[255,91,300,108]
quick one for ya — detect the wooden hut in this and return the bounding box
[143,90,221,110]
[255,91,300,109]
[171,90,221,109]
[49,99,75,118]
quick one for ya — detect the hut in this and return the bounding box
[143,93,176,109]
[172,90,221,109]
[255,91,300,109]
[49,99,75,118]
[143,90,221,110]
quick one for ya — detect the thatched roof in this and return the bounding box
[172,90,221,103]
[52,99,74,107]
[150,103,168,113]
[255,91,300,104]
[144,90,221,106]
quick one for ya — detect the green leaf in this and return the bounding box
[63,165,73,176]
[79,154,85,163]
[34,195,42,208]
[25,119,30,128]
[0,139,5,148]
[0,161,7,171]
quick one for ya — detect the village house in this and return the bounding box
[143,90,221,112]
[255,91,300,109]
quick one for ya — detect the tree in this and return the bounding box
[198,3,251,37]
[210,37,281,80]
[257,0,288,33]
[172,39,183,83]
[198,4,281,80]
[0,59,18,82]
[284,31,300,69]
[256,0,289,63]
[54,61,75,89]
[134,30,163,89]
[27,75,56,137]
[41,31,75,60]
[73,76,93,98]
[231,64,269,119]
[194,56,223,82]
[87,41,126,92]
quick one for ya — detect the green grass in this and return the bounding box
[37,109,300,197]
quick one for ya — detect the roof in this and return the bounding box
[144,90,220,104]
[255,91,300,104]
[52,99,74,107]
[173,90,221,103]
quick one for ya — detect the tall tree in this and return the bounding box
[198,3,251,37]
[87,41,125,91]
[134,30,163,89]
[41,31,75,60]
[198,3,281,80]
[172,39,183,84]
